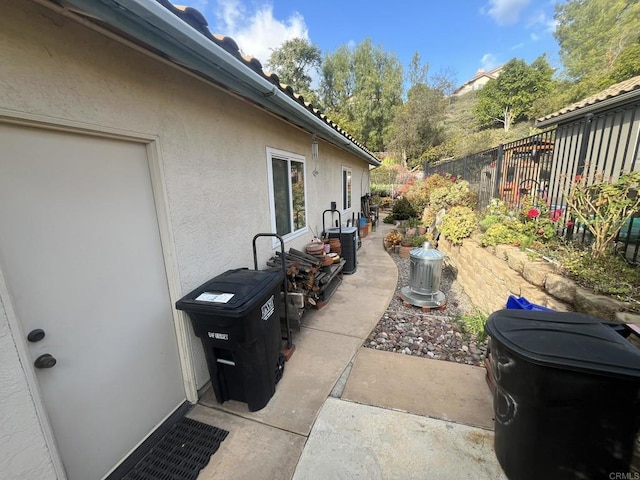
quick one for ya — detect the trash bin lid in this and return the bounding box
[175,268,283,317]
[327,226,357,234]
[486,309,640,379]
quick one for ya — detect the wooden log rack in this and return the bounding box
[266,247,345,312]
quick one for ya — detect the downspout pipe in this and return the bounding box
[60,0,380,166]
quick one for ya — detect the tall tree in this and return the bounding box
[408,51,429,87]
[554,0,640,81]
[266,38,322,105]
[320,39,403,151]
[319,45,356,132]
[608,43,640,83]
[386,52,450,167]
[386,83,446,168]
[474,56,554,131]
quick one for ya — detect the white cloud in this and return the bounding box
[530,32,540,41]
[511,42,525,50]
[484,0,531,26]
[526,10,557,33]
[480,53,499,71]
[213,0,309,65]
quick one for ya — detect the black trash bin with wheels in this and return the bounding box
[486,309,640,480]
[327,226,357,274]
[176,268,284,412]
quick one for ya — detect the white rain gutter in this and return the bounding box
[58,0,380,166]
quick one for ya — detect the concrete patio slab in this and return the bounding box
[292,397,506,480]
[341,347,495,429]
[199,326,362,436]
[189,404,306,480]
[302,232,397,339]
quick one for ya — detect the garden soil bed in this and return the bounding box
[364,249,489,367]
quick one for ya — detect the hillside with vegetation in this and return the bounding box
[266,0,640,173]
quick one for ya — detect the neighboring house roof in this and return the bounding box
[49,0,380,166]
[536,75,640,128]
[453,65,503,95]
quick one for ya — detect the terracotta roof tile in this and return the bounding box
[537,75,640,124]
[161,1,376,159]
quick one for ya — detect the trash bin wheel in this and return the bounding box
[275,352,285,384]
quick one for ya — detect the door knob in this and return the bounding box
[34,354,57,369]
[27,329,46,342]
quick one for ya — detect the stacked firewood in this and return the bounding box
[266,248,338,307]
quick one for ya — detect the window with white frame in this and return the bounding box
[267,148,308,239]
[342,166,352,212]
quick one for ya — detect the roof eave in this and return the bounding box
[536,89,640,128]
[56,0,380,166]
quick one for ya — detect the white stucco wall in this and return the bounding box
[0,2,371,475]
[0,298,57,479]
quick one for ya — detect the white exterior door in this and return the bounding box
[0,124,185,480]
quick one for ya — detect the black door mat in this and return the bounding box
[121,417,229,480]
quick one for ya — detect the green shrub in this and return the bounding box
[440,206,477,245]
[421,206,437,227]
[406,217,420,228]
[482,223,525,247]
[383,214,395,224]
[371,184,393,197]
[563,171,640,259]
[412,235,429,247]
[404,173,454,214]
[559,245,640,304]
[478,201,511,231]
[392,197,417,220]
[478,214,501,232]
[429,180,475,212]
[478,197,559,248]
[457,309,488,341]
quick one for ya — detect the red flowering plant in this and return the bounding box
[526,208,540,219]
[518,195,557,247]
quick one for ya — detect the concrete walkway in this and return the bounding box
[191,221,506,480]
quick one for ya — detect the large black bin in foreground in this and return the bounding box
[486,309,640,480]
[176,268,283,412]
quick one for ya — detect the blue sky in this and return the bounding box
[181,0,560,88]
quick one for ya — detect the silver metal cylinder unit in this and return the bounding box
[399,242,446,309]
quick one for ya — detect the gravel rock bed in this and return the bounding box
[364,249,489,367]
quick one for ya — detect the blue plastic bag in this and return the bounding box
[506,295,554,311]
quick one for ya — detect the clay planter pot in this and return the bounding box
[329,238,341,256]
[417,226,427,235]
[399,245,412,258]
[306,242,324,255]
[405,227,417,236]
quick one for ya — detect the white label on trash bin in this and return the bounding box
[196,292,234,303]
[261,295,275,321]
[208,332,229,340]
